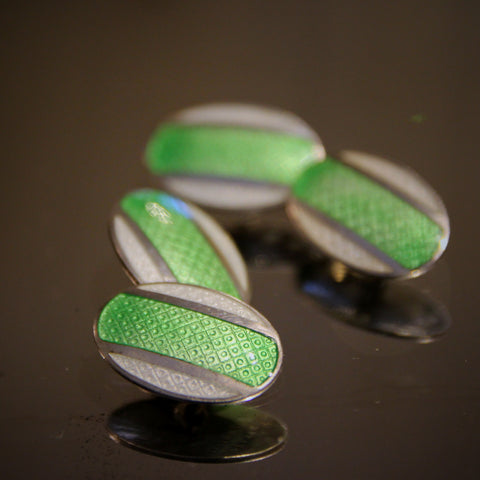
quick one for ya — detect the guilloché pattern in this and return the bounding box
[98,293,279,388]
[108,353,234,399]
[293,158,442,270]
[146,124,319,185]
[121,191,240,298]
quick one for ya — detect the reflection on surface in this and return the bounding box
[107,398,287,463]
[231,225,317,267]
[228,224,451,341]
[209,206,317,267]
[300,261,451,341]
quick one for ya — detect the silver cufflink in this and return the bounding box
[287,150,449,279]
[94,283,283,404]
[110,188,250,300]
[145,102,325,210]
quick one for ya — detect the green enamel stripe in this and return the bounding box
[146,124,319,185]
[293,158,442,270]
[121,190,240,298]
[98,293,279,388]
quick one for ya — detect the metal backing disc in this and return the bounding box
[107,398,287,463]
[300,260,451,340]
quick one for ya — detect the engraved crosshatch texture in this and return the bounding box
[109,353,235,400]
[288,199,395,275]
[121,190,239,298]
[293,158,442,270]
[145,124,319,185]
[98,293,279,388]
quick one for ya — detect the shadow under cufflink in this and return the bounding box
[107,397,287,463]
[220,218,451,342]
[221,206,320,267]
[231,225,314,267]
[298,260,451,342]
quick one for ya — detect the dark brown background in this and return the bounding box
[1,1,479,479]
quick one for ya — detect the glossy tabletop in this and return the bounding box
[1,1,479,479]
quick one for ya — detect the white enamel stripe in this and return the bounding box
[170,102,323,144]
[100,340,255,401]
[157,175,290,210]
[111,212,176,284]
[136,283,279,339]
[109,354,238,401]
[287,198,408,277]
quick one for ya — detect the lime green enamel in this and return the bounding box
[145,124,319,184]
[98,293,279,388]
[293,158,442,269]
[121,190,239,298]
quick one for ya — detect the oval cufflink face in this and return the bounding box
[111,189,249,301]
[94,283,283,403]
[145,103,325,210]
[287,151,450,278]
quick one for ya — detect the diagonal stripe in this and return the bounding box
[120,190,240,298]
[145,124,319,185]
[97,293,279,388]
[289,198,405,276]
[111,211,176,284]
[339,151,448,231]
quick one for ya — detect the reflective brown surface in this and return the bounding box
[1,1,479,479]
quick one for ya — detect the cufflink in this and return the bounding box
[287,151,450,279]
[110,189,250,301]
[145,103,325,210]
[94,283,283,403]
